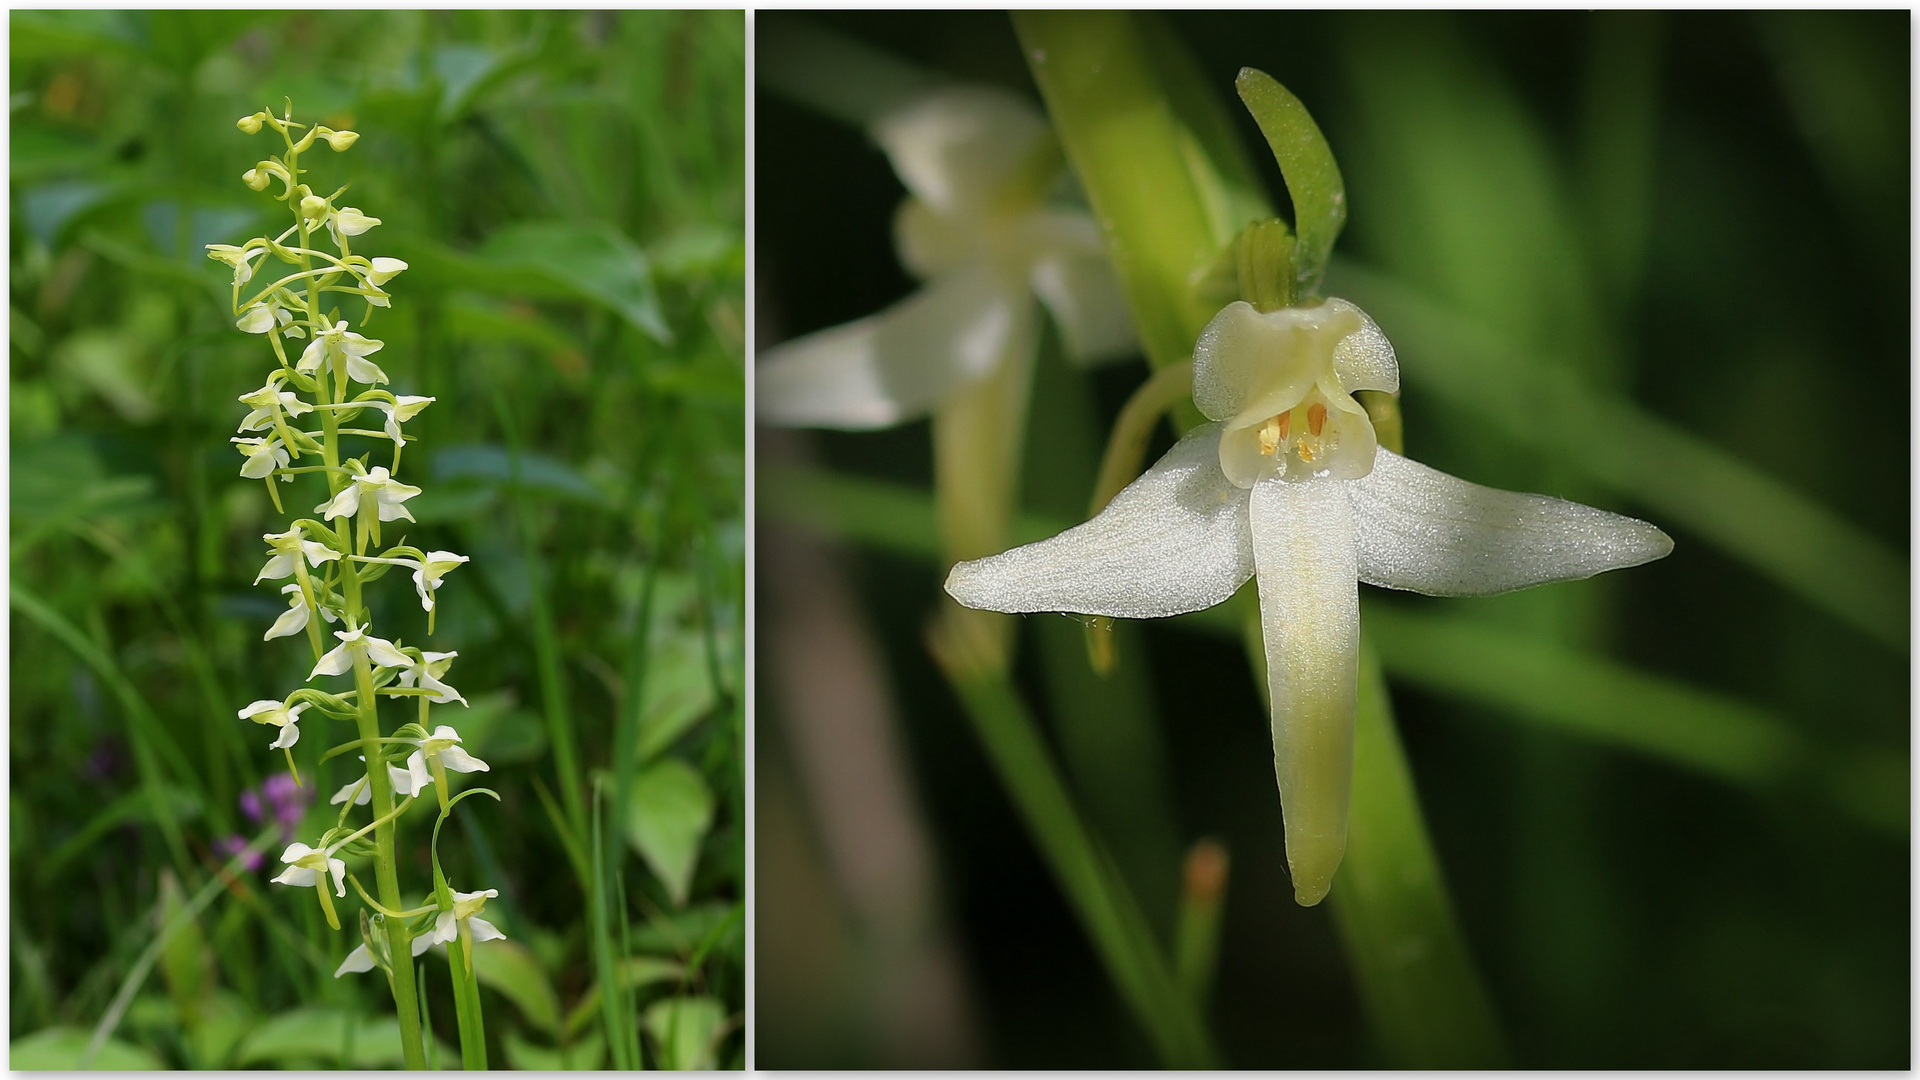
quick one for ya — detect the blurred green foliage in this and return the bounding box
[756,10,1906,1069]
[12,10,742,1069]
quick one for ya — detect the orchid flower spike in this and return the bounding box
[318,465,421,548]
[945,298,1673,906]
[310,626,411,681]
[265,581,338,642]
[757,84,1136,430]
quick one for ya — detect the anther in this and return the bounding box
[1308,403,1327,437]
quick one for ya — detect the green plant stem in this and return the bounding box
[448,935,487,1070]
[1329,637,1508,1067]
[928,619,1217,1068]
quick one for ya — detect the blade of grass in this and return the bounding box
[928,615,1217,1069]
[12,582,194,875]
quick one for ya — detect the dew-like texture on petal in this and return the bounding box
[1028,222,1137,367]
[1193,301,1320,422]
[1249,477,1358,908]
[756,267,1028,430]
[1348,449,1675,597]
[1327,299,1399,395]
[872,86,1052,217]
[945,424,1254,618]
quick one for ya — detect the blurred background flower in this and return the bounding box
[11,10,742,1070]
[756,10,1906,1069]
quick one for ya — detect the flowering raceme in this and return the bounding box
[946,296,1673,904]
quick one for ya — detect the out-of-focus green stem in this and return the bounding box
[1330,638,1508,1068]
[1173,839,1229,1008]
[928,616,1217,1069]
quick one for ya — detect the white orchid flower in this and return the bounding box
[239,695,311,751]
[310,626,412,681]
[374,395,434,449]
[327,206,381,247]
[945,297,1673,906]
[254,526,342,585]
[317,468,422,547]
[366,257,408,286]
[271,841,348,929]
[329,755,417,806]
[412,888,506,966]
[757,84,1135,430]
[207,243,266,288]
[265,581,339,642]
[392,723,488,803]
[237,377,313,433]
[360,549,468,617]
[297,321,389,386]
[231,434,290,480]
[236,295,301,338]
[396,651,468,707]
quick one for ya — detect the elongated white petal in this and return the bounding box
[330,778,372,807]
[756,267,1026,430]
[466,916,506,943]
[437,744,488,773]
[309,642,354,679]
[1348,448,1675,597]
[326,858,347,897]
[264,601,310,642]
[254,553,295,585]
[872,86,1052,216]
[271,865,315,888]
[1028,229,1136,367]
[434,910,458,945]
[268,721,301,750]
[945,424,1254,618]
[318,485,360,520]
[412,927,436,957]
[361,635,410,670]
[393,751,432,797]
[334,943,376,977]
[1249,476,1358,908]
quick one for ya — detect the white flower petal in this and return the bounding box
[945,424,1253,619]
[334,943,376,977]
[264,600,310,641]
[434,910,458,945]
[1248,476,1359,908]
[872,86,1052,216]
[327,858,347,897]
[361,635,410,670]
[318,485,360,520]
[1329,300,1398,395]
[270,865,314,888]
[268,721,301,750]
[437,744,488,774]
[756,267,1029,430]
[1194,300,1382,423]
[309,642,354,679]
[1347,448,1675,598]
[466,916,506,943]
[1028,234,1137,367]
[412,929,435,957]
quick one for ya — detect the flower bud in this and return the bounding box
[300,195,330,222]
[331,207,381,238]
[320,127,360,152]
[237,112,267,134]
[243,168,270,191]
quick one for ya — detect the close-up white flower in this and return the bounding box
[237,377,313,433]
[318,466,422,526]
[271,841,347,896]
[310,626,412,680]
[254,526,341,585]
[297,320,389,386]
[375,395,435,449]
[238,695,311,751]
[264,581,337,642]
[392,723,488,799]
[328,205,381,246]
[757,84,1134,430]
[231,434,290,480]
[413,888,506,957]
[945,297,1673,904]
[396,651,468,707]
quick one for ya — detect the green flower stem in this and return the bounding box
[448,928,488,1070]
[928,616,1217,1069]
[1331,638,1507,1068]
[1172,839,1229,1009]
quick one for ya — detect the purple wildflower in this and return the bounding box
[262,772,310,833]
[239,788,264,823]
[216,834,264,873]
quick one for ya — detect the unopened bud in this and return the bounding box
[242,168,270,191]
[367,257,408,286]
[300,195,330,222]
[237,112,266,134]
[320,128,360,152]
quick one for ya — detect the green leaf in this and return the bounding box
[562,956,685,1038]
[471,938,562,1036]
[634,632,718,763]
[10,1027,164,1070]
[232,1008,452,1069]
[642,995,726,1071]
[479,221,672,344]
[625,758,715,905]
[505,1028,605,1071]
[1234,68,1347,298]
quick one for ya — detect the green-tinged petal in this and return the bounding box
[872,86,1053,216]
[1348,448,1673,597]
[945,424,1252,618]
[757,267,1028,430]
[1249,475,1359,906]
